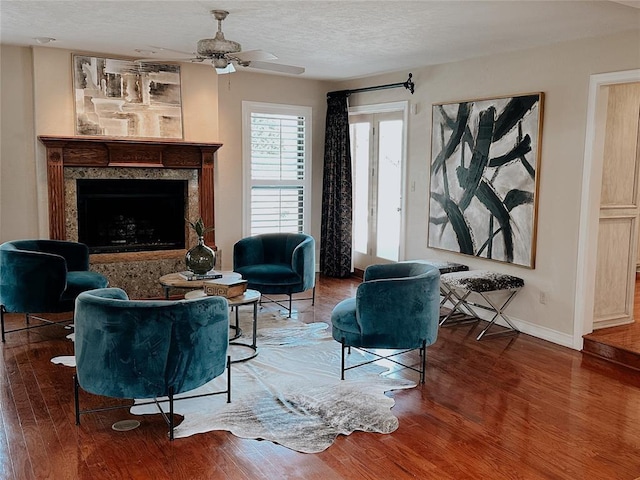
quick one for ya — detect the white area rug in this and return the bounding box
[52,312,416,453]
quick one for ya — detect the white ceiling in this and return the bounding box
[1,1,639,80]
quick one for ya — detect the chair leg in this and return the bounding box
[227,355,232,403]
[341,344,428,384]
[1,305,5,343]
[0,310,73,341]
[312,286,316,306]
[74,374,81,425]
[288,294,292,318]
[341,338,346,381]
[168,387,174,441]
[420,340,426,384]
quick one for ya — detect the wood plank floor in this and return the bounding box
[1,275,639,479]
[582,276,640,370]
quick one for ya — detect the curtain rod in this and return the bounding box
[327,73,414,98]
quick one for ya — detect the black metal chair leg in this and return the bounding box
[227,356,232,403]
[420,340,426,384]
[169,387,174,441]
[1,305,5,343]
[312,286,316,306]
[74,374,81,425]
[341,339,346,380]
[339,342,430,385]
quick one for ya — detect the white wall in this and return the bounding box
[0,46,38,241]
[340,29,640,344]
[216,72,330,269]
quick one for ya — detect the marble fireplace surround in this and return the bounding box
[39,136,222,298]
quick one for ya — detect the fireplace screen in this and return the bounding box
[77,179,187,254]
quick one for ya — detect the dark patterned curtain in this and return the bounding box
[320,93,353,277]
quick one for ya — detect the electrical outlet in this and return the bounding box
[539,291,547,304]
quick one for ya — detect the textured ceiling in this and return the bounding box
[1,1,639,80]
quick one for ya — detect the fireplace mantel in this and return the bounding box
[39,136,222,247]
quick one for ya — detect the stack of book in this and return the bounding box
[178,270,223,281]
[203,277,248,298]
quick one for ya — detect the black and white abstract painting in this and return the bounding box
[73,55,183,138]
[428,93,544,268]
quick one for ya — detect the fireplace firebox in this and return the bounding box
[77,179,187,254]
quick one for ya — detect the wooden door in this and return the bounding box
[593,82,640,329]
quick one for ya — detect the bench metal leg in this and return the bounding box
[475,290,521,340]
[439,289,480,327]
[440,285,521,340]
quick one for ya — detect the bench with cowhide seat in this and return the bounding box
[418,261,470,312]
[439,270,524,340]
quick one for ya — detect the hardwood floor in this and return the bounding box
[582,276,640,370]
[1,275,639,479]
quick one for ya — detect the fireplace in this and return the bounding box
[77,179,187,254]
[39,135,222,298]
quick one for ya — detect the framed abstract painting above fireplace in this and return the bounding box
[428,92,544,268]
[72,55,183,139]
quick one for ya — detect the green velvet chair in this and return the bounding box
[0,239,109,342]
[331,262,440,383]
[233,233,316,317]
[73,288,231,440]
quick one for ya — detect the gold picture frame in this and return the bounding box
[428,92,544,268]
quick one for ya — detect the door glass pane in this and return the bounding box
[351,122,370,254]
[376,119,403,261]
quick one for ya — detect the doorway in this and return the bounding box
[575,69,640,349]
[349,103,408,271]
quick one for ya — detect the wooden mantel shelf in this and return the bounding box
[38,135,222,168]
[39,135,222,147]
[39,135,222,246]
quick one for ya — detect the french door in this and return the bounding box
[349,107,406,271]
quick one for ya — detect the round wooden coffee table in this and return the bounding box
[185,289,261,363]
[159,271,242,299]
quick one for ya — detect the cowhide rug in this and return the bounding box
[52,312,416,453]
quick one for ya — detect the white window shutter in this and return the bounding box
[244,106,311,236]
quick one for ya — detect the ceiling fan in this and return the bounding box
[145,10,305,75]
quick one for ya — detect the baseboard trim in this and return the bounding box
[442,300,575,349]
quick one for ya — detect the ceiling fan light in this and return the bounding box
[215,63,236,75]
[212,57,228,69]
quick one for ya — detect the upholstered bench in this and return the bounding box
[414,261,469,321]
[424,261,469,305]
[439,270,524,340]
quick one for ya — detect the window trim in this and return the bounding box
[242,101,313,237]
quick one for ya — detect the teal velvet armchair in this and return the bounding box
[73,288,231,440]
[331,262,440,383]
[233,233,316,316]
[0,239,109,342]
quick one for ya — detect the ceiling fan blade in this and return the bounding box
[134,58,186,64]
[135,57,207,64]
[234,50,277,62]
[248,61,305,75]
[147,46,195,56]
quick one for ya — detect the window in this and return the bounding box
[242,102,312,236]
